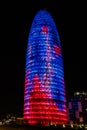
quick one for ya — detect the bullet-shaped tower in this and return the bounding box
[23,10,67,126]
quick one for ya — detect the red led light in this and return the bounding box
[24,74,67,125]
[54,45,61,55]
[41,26,48,34]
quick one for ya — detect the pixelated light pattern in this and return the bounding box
[23,10,67,126]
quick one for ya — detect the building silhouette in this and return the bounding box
[67,91,87,124]
[23,10,67,126]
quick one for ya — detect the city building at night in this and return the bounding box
[23,10,67,126]
[67,91,87,124]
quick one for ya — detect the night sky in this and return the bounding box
[0,1,87,117]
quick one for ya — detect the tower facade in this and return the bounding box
[23,10,67,125]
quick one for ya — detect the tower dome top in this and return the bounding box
[29,10,60,46]
[32,10,54,24]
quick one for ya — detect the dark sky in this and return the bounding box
[0,1,87,117]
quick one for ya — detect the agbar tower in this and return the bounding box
[23,10,67,126]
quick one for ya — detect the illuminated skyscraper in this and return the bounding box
[23,10,67,126]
